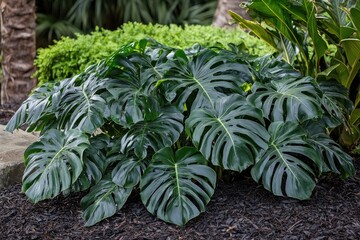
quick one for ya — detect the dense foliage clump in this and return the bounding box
[7,39,354,226]
[34,22,273,85]
[231,0,360,148]
[36,0,218,46]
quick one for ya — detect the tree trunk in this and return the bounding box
[213,0,249,28]
[0,0,36,104]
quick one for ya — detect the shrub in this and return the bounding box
[6,39,354,226]
[34,22,274,85]
[36,0,217,47]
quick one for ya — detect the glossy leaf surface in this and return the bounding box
[81,177,132,226]
[162,48,248,110]
[121,106,183,159]
[304,122,355,178]
[248,76,323,123]
[140,147,216,226]
[251,122,322,200]
[23,129,89,202]
[186,95,268,172]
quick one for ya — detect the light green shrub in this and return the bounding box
[35,22,273,85]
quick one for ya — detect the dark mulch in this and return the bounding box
[1,104,360,239]
[0,103,19,125]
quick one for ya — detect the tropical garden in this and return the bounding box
[0,0,359,239]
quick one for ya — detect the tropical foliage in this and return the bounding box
[36,0,217,47]
[230,0,360,148]
[6,39,355,226]
[34,22,273,85]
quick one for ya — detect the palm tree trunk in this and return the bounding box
[0,0,36,104]
[213,0,249,28]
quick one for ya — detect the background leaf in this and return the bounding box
[318,79,353,128]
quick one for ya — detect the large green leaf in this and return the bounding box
[72,134,110,192]
[278,35,297,65]
[340,38,360,89]
[81,177,132,226]
[22,129,89,203]
[248,76,323,123]
[350,6,360,33]
[316,0,356,43]
[278,0,306,22]
[303,0,328,60]
[121,106,183,159]
[247,0,295,39]
[57,74,107,134]
[229,10,278,49]
[4,79,69,132]
[246,0,306,59]
[303,121,355,178]
[251,122,322,200]
[161,48,248,110]
[186,95,268,172]
[105,41,171,126]
[318,80,353,128]
[140,147,216,226]
[112,155,149,188]
[248,55,302,83]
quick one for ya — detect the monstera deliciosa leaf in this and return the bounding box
[303,121,355,178]
[105,52,167,126]
[112,154,149,188]
[247,55,302,83]
[248,76,323,122]
[23,129,89,202]
[140,147,216,226]
[104,39,174,126]
[318,80,353,128]
[81,176,132,226]
[121,106,183,159]
[161,48,249,110]
[56,74,107,134]
[186,95,269,172]
[4,80,68,132]
[251,121,322,200]
[72,134,110,192]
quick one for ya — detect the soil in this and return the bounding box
[1,104,360,240]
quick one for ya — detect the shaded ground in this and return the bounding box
[1,104,360,239]
[0,103,18,125]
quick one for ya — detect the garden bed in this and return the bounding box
[1,104,360,239]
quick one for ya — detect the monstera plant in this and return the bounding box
[6,39,355,226]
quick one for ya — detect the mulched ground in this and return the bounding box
[1,104,360,239]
